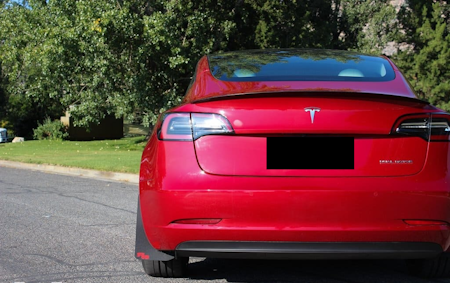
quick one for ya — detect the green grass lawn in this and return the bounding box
[0,136,147,174]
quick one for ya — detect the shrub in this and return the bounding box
[33,118,68,140]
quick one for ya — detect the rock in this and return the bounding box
[12,137,25,143]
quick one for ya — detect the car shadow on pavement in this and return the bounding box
[186,258,447,282]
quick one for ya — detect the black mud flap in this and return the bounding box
[135,198,174,261]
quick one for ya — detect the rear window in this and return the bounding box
[208,49,395,82]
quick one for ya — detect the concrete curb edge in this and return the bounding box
[0,160,139,184]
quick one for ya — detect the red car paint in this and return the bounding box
[138,50,450,257]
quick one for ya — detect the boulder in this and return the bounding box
[12,137,25,143]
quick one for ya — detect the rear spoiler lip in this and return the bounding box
[190,91,430,105]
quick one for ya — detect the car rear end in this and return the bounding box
[136,49,450,278]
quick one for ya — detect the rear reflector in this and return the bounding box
[159,113,234,141]
[172,218,222,225]
[404,220,449,226]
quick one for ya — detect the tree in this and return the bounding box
[340,0,398,54]
[0,1,65,136]
[0,0,405,136]
[395,1,450,110]
[397,0,449,51]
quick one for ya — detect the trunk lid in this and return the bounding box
[189,94,431,177]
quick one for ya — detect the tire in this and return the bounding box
[142,257,188,278]
[407,253,450,278]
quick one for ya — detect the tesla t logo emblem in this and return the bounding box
[304,107,321,123]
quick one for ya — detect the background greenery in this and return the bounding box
[0,0,448,138]
[0,136,146,173]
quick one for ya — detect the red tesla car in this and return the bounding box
[135,49,450,278]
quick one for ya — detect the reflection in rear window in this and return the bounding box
[208,49,395,82]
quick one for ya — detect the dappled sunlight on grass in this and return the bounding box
[0,136,147,173]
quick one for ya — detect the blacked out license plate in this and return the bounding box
[267,137,354,170]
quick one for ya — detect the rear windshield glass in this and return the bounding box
[208,49,395,82]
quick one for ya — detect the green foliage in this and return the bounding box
[33,117,68,140]
[397,0,449,50]
[0,136,144,173]
[5,93,62,138]
[395,1,450,110]
[0,67,6,123]
[243,0,398,52]
[341,0,398,54]
[1,0,447,129]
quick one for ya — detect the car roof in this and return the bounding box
[183,49,418,103]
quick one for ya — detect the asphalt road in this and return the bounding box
[0,166,448,283]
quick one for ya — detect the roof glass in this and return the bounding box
[208,49,395,82]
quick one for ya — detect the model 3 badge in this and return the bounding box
[304,107,321,123]
[379,160,413,164]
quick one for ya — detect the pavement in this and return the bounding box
[0,160,139,184]
[1,167,440,283]
[0,166,146,282]
[1,161,446,282]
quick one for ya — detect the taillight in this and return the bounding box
[158,113,234,141]
[191,113,234,140]
[393,113,450,141]
[159,113,192,141]
[430,117,450,141]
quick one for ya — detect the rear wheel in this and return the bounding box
[142,257,188,278]
[407,253,450,278]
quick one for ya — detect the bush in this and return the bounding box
[33,118,68,140]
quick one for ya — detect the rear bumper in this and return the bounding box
[139,138,450,257]
[175,241,443,260]
[140,180,450,252]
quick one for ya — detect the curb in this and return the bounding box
[0,160,139,184]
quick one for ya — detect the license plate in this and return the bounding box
[267,137,354,169]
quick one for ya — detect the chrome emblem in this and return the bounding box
[304,107,321,123]
[379,160,413,164]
